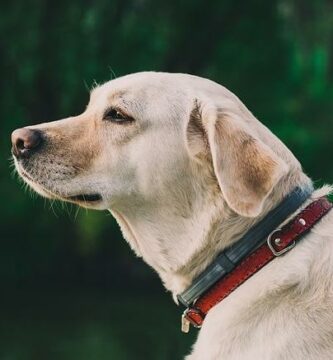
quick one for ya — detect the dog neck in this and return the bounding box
[110,170,312,298]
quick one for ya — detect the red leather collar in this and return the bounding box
[182,196,332,332]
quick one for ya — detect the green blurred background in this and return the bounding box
[1,1,333,359]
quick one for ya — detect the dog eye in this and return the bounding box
[103,108,132,123]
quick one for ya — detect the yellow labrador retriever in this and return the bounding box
[11,72,333,359]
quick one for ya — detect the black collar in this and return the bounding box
[177,186,313,307]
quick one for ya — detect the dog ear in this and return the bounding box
[185,100,288,217]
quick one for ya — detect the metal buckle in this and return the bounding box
[267,229,295,256]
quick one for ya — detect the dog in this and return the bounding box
[11,72,333,359]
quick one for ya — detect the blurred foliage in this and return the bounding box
[0,0,333,359]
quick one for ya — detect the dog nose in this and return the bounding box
[11,128,42,158]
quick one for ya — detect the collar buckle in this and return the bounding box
[267,229,296,256]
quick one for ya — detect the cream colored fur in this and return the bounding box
[13,72,333,359]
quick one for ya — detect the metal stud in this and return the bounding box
[274,238,281,246]
[299,218,306,226]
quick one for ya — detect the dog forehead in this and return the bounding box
[92,72,188,99]
[117,72,235,106]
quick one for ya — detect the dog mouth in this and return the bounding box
[15,162,102,204]
[67,194,102,202]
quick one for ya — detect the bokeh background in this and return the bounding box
[1,1,333,359]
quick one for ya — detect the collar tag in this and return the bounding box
[181,312,190,333]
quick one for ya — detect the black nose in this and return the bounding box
[11,128,43,158]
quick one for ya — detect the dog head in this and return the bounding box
[12,72,299,217]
